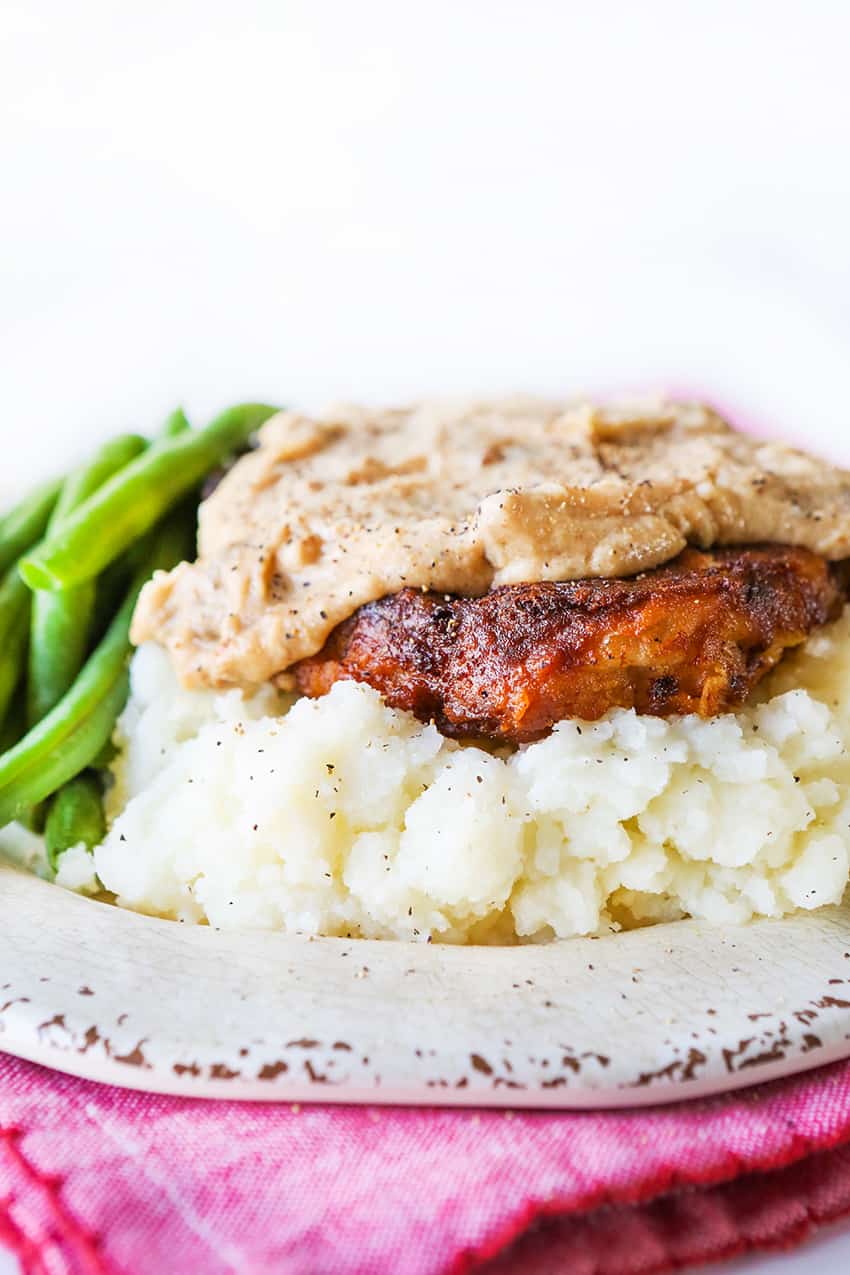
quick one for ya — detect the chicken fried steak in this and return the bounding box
[294,546,847,742]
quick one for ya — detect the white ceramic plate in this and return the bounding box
[3,861,850,1107]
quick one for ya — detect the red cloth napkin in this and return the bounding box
[4,1056,850,1274]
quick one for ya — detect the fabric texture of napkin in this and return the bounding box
[3,1054,850,1274]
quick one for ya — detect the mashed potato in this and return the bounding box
[82,606,850,943]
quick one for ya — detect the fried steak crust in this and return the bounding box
[293,546,846,743]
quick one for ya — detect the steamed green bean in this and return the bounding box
[44,772,106,871]
[0,569,31,728]
[0,478,61,578]
[0,684,26,757]
[20,402,278,591]
[0,603,29,731]
[160,406,191,438]
[0,511,194,827]
[27,434,148,726]
[50,434,147,526]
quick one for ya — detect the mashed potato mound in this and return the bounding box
[92,609,850,943]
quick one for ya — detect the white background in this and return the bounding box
[2,2,850,1271]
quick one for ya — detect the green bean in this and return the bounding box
[28,587,95,727]
[0,639,26,779]
[0,569,29,638]
[0,674,130,827]
[27,434,148,727]
[20,402,278,591]
[44,773,106,872]
[0,684,26,757]
[0,511,193,827]
[160,406,191,438]
[0,478,61,578]
[0,604,29,731]
[0,684,40,832]
[50,434,147,526]
[89,737,118,770]
[89,558,133,648]
[0,570,31,730]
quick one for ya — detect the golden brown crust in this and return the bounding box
[294,546,847,742]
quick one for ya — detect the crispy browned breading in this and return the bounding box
[293,546,847,742]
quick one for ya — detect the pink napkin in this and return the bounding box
[4,1054,850,1274]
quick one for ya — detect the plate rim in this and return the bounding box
[4,864,850,1109]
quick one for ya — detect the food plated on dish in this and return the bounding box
[4,397,850,946]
